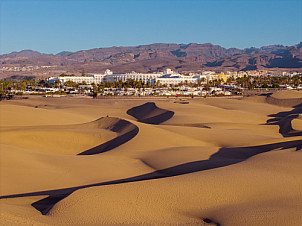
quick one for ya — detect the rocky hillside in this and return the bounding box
[0,42,301,78]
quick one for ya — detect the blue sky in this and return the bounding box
[0,0,301,54]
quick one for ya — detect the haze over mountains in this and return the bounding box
[1,42,302,78]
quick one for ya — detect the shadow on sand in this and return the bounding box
[266,104,302,137]
[1,103,301,216]
[78,117,139,155]
[0,139,300,215]
[127,102,174,125]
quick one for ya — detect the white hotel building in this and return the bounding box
[47,69,207,86]
[103,71,161,84]
[156,75,206,86]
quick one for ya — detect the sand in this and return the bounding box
[0,90,301,225]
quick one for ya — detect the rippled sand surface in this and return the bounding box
[1,91,302,225]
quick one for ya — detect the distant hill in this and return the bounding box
[0,50,43,58]
[0,42,301,77]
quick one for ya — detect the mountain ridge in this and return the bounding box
[0,42,291,59]
[0,42,301,78]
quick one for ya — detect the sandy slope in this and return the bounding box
[270,90,302,99]
[1,128,116,155]
[0,92,302,225]
[292,115,302,130]
[46,148,302,225]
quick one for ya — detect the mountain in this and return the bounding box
[206,42,302,71]
[0,43,301,79]
[0,50,43,58]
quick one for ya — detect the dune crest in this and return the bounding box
[127,102,174,124]
[78,117,139,155]
[2,137,300,215]
[244,90,302,107]
[1,92,302,225]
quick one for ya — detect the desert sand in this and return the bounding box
[0,91,301,225]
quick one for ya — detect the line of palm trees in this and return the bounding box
[1,75,301,94]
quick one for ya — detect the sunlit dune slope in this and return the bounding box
[0,91,301,225]
[46,148,302,225]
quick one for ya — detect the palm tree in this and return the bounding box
[55,79,62,88]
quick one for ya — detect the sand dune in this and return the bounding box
[0,91,302,225]
[244,90,302,107]
[270,90,302,99]
[0,116,139,156]
[77,117,139,155]
[0,127,116,155]
[127,102,174,124]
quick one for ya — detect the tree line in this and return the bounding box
[1,75,301,98]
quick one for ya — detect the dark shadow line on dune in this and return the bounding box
[139,111,175,125]
[265,103,302,137]
[1,139,301,215]
[173,101,189,104]
[162,123,211,129]
[203,218,221,226]
[127,102,174,125]
[1,117,139,152]
[78,120,139,155]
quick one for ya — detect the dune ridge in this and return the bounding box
[1,116,140,215]
[1,102,176,215]
[1,138,300,215]
[2,100,301,215]
[266,97,302,107]
[127,102,174,124]
[244,90,302,108]
[1,93,302,225]
[0,116,138,156]
[78,117,139,155]
[23,99,302,215]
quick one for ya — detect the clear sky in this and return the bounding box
[0,0,301,54]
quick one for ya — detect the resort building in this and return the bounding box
[155,69,206,86]
[155,74,203,86]
[47,69,207,86]
[103,71,161,84]
[47,74,105,85]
